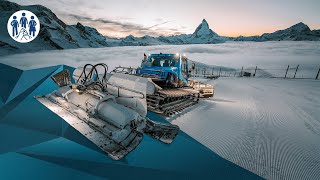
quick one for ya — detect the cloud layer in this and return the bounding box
[68,14,182,37]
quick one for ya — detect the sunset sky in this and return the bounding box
[9,0,320,38]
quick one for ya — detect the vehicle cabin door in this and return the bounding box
[181,56,189,80]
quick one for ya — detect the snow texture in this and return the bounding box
[170,77,320,180]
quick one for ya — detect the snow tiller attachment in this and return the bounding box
[35,63,179,160]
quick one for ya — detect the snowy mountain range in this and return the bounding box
[0,0,319,56]
[234,22,320,41]
[105,19,227,46]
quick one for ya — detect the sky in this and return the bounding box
[8,0,320,38]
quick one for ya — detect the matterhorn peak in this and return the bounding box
[201,19,209,28]
[192,19,218,38]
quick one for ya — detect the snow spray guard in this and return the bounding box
[7,10,40,43]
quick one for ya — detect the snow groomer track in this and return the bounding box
[147,88,199,116]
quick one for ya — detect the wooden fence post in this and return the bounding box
[284,65,289,79]
[219,68,222,77]
[293,65,299,79]
[253,66,257,77]
[316,68,320,80]
[240,66,243,76]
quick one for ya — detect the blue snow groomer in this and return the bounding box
[136,53,195,87]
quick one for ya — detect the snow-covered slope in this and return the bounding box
[119,35,166,46]
[234,22,320,41]
[193,19,218,37]
[157,34,190,44]
[0,1,108,55]
[313,29,320,35]
[187,19,226,44]
[261,22,319,41]
[171,77,320,180]
[232,35,264,42]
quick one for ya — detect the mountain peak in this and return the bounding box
[192,19,218,38]
[201,19,209,26]
[295,22,307,26]
[76,22,85,30]
[289,22,310,32]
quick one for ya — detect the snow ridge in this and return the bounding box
[234,22,320,41]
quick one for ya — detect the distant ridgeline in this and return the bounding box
[232,22,320,42]
[0,0,319,56]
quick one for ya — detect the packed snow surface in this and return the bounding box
[1,41,320,179]
[171,77,320,180]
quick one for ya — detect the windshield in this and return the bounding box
[150,56,177,67]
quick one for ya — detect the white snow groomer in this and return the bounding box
[35,63,179,160]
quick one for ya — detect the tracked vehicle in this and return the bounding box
[135,53,210,116]
[111,54,214,116]
[35,63,179,160]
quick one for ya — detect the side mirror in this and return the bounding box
[192,63,195,70]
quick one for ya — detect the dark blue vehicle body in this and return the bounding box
[136,54,190,86]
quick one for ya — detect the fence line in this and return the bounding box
[191,64,320,80]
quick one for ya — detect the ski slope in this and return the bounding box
[171,77,320,179]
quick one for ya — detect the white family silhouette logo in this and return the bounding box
[7,10,40,43]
